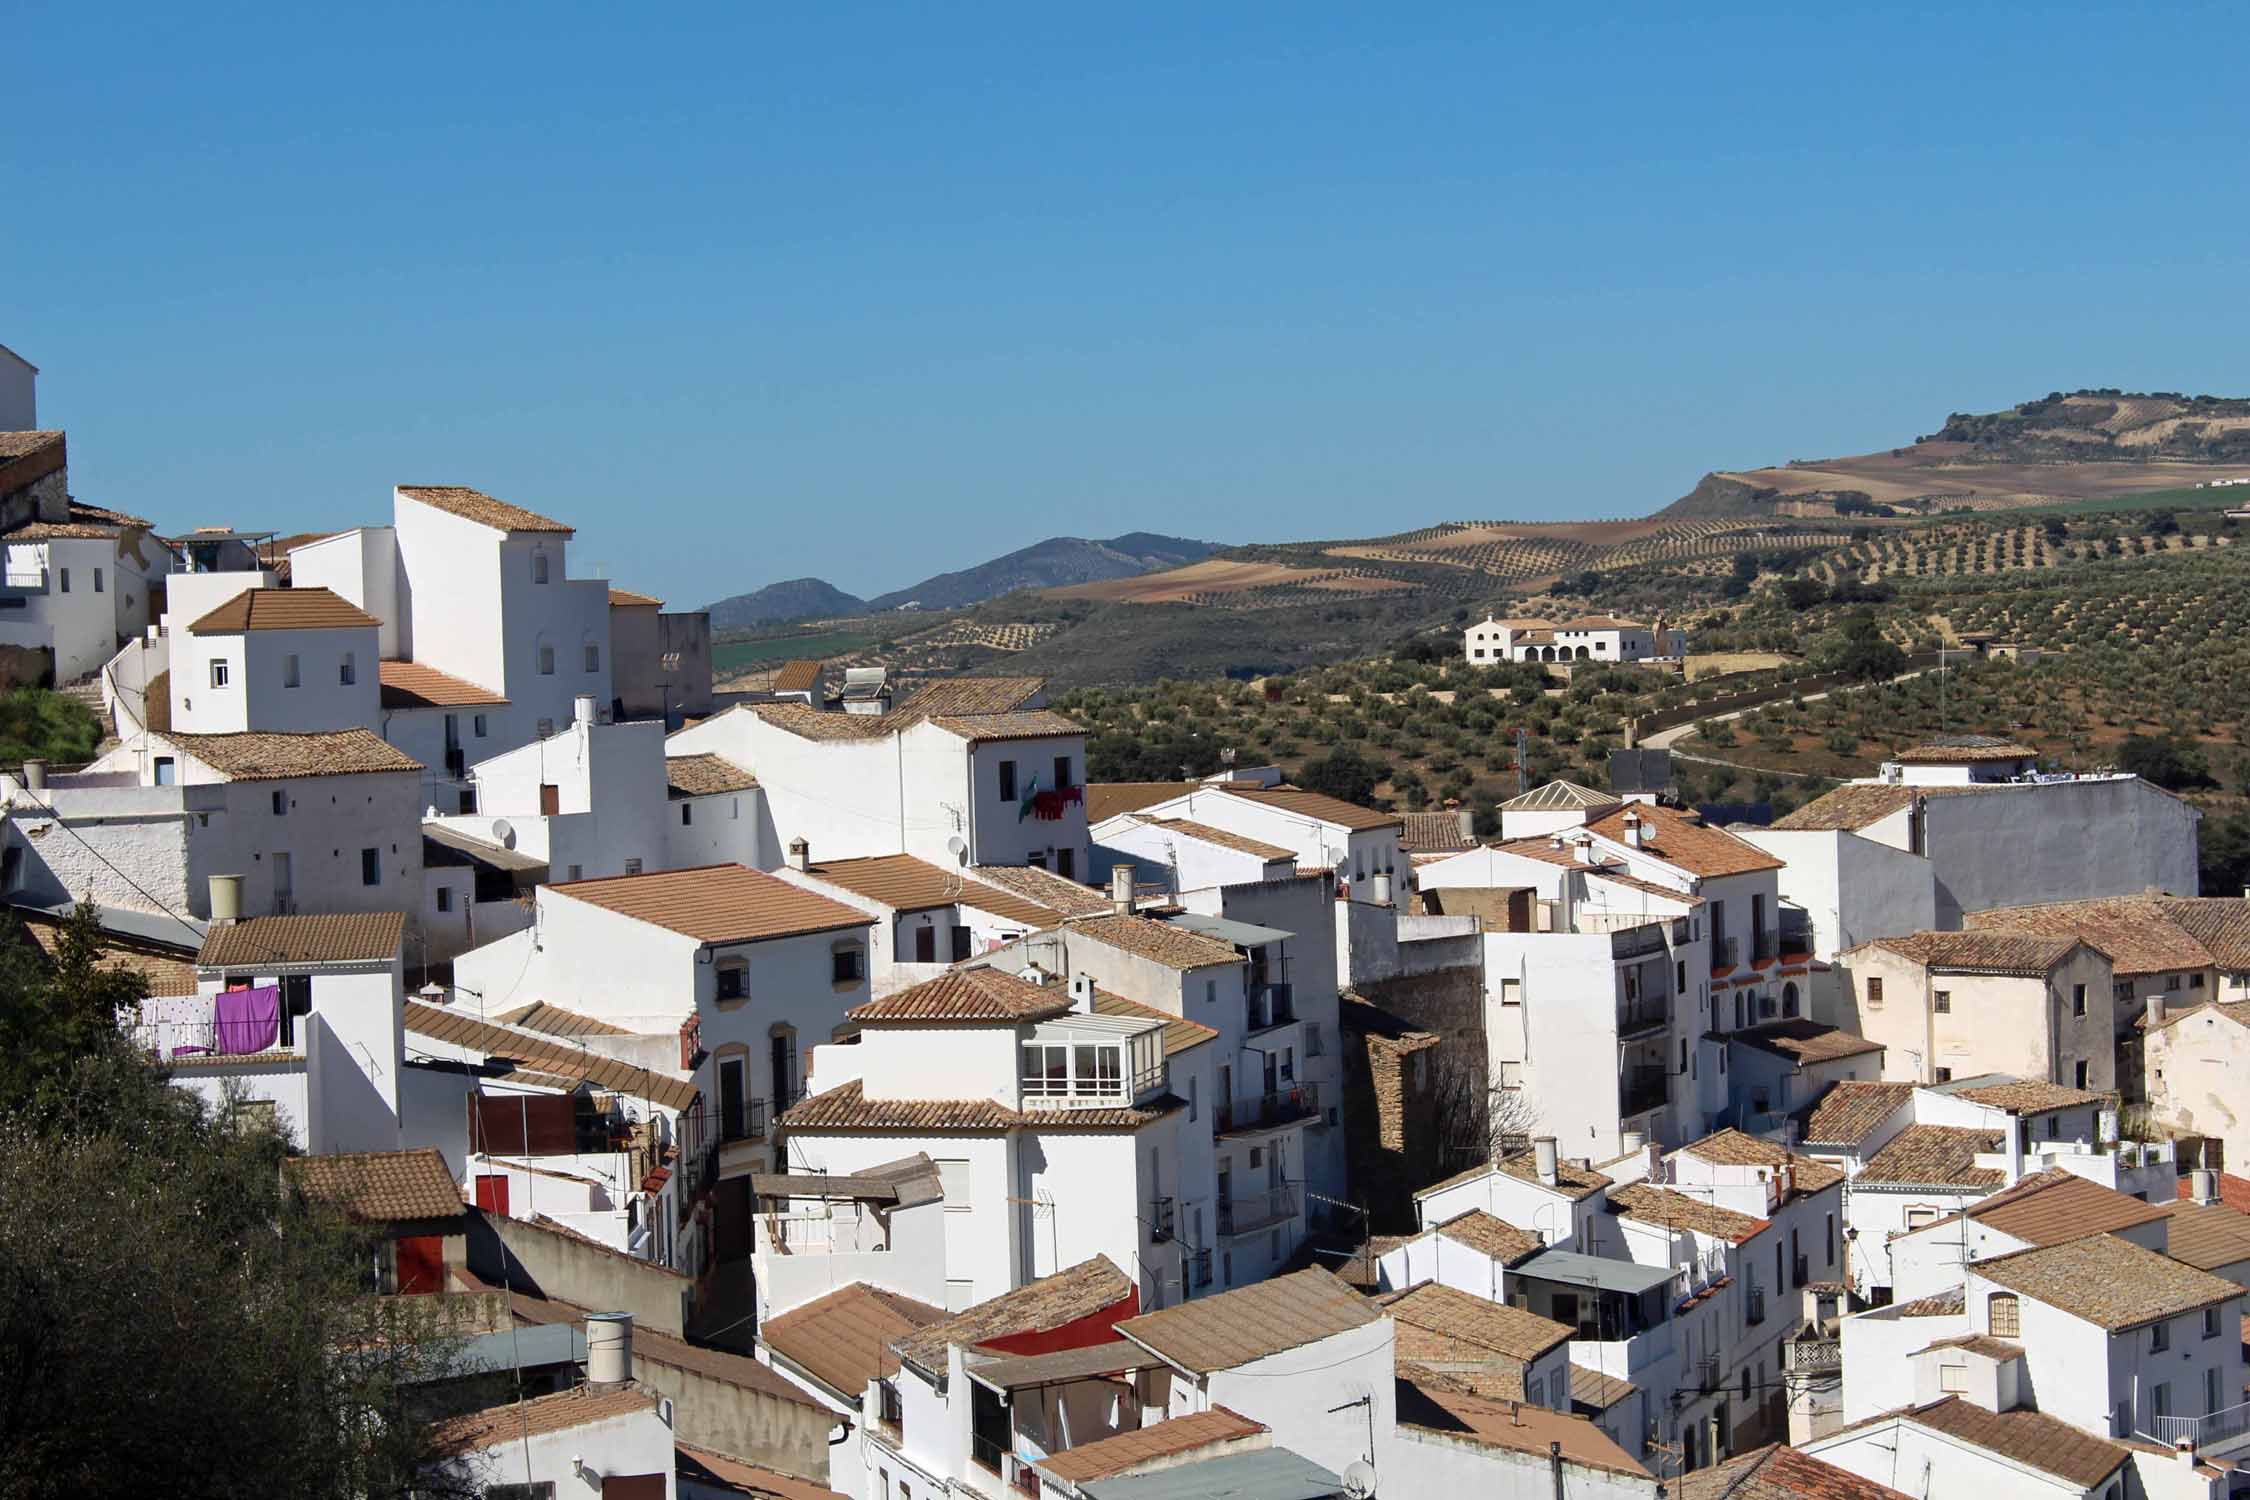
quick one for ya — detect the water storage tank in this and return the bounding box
[586,1311,633,1386]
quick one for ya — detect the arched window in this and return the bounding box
[1783,982,1801,1018]
[1576,645,1591,660]
[535,633,556,676]
[1988,1292,2020,1338]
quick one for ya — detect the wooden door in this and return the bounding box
[394,1234,444,1294]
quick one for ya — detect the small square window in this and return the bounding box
[624,858,643,876]
[1934,990,1950,1014]
[832,948,865,984]
[209,659,229,689]
[716,964,746,1001]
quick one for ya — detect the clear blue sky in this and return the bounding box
[7,3,2246,608]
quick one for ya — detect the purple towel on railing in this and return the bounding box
[213,984,280,1055]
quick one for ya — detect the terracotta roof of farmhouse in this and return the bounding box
[1582,802,1782,877]
[769,659,823,693]
[1932,1168,2170,1247]
[1856,1125,2006,1190]
[1393,1376,1651,1480]
[926,710,1085,743]
[1826,1399,2133,1489]
[1066,913,1244,970]
[1934,1076,2113,1113]
[283,1147,463,1223]
[187,585,381,634]
[1085,782,1205,823]
[2152,898,2250,970]
[1128,816,1297,862]
[799,853,1062,928]
[663,753,758,799]
[1967,896,2217,978]
[1890,735,2036,763]
[1425,1209,1545,1266]
[759,1282,946,1395]
[607,586,662,607]
[1037,1408,1268,1484]
[893,1256,1133,1375]
[1974,1232,2241,1330]
[377,659,508,709]
[402,1001,702,1112]
[892,676,1046,719]
[430,1383,658,1457]
[781,1078,1178,1133]
[1851,930,2092,976]
[849,967,1076,1025]
[1793,1081,1913,1146]
[1727,1020,1883,1065]
[968,863,1115,918]
[1088,988,1220,1056]
[199,912,405,968]
[13,912,197,998]
[1119,1268,1381,1374]
[549,863,869,945]
[1380,1281,1572,1362]
[1769,784,1922,832]
[1490,834,1708,906]
[1608,1183,1770,1244]
[1213,783,1403,832]
[1677,1129,1846,1195]
[157,728,422,780]
[2158,1198,2250,1272]
[1418,1148,1614,1203]
[1675,1443,1914,1500]
[1398,811,1479,853]
[396,484,574,535]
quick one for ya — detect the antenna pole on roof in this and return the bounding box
[1517,726,1528,800]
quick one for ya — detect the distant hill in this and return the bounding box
[1659,390,2248,522]
[706,577,867,629]
[864,533,1221,612]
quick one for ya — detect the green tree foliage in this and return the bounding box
[1298,745,1382,805]
[2201,813,2250,896]
[2116,734,2218,791]
[0,688,103,765]
[1817,613,1907,682]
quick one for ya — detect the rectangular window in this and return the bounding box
[1053,754,1073,790]
[435,886,453,914]
[1934,1066,1952,1082]
[538,644,555,675]
[681,803,693,826]
[2076,1060,2090,1089]
[339,651,356,685]
[2205,1307,2222,1340]
[1055,847,1074,879]
[2152,1320,2171,1354]
[209,659,229,689]
[2073,983,2087,1016]
[532,551,550,584]
[92,568,104,593]
[1939,1364,1968,1393]
[1867,976,1883,1009]
[2154,1381,2172,1418]
[624,858,643,876]
[832,948,865,984]
[283,653,300,688]
[1933,990,1950,1014]
[716,962,746,1001]
[360,848,381,886]
[584,643,599,673]
[997,759,1017,801]
[2168,974,2182,992]
[473,713,487,737]
[537,719,555,738]
[270,789,286,815]
[57,568,68,593]
[719,1057,747,1140]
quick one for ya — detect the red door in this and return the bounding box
[474,1174,510,1216]
[394,1234,445,1294]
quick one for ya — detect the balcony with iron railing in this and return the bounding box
[1216,1082,1320,1136]
[720,1097,769,1145]
[1616,993,1670,1040]
[1611,923,1669,960]
[132,995,304,1064]
[1745,1288,1766,1326]
[1217,1184,1299,1238]
[2143,1401,2250,1455]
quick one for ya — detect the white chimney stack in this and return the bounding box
[586,1311,632,1387]
[21,759,45,794]
[1371,872,1393,907]
[1533,1136,1559,1187]
[1573,834,1598,866]
[2147,993,2168,1029]
[785,837,809,873]
[1109,864,1134,918]
[2193,1168,2221,1206]
[209,873,244,924]
[1621,811,1646,850]
[574,693,597,728]
[1069,972,1096,1010]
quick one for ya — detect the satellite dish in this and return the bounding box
[491,819,516,850]
[946,834,969,866]
[1341,1459,1377,1499]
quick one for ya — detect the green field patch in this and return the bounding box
[714,632,878,672]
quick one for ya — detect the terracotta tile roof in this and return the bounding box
[1583,802,1781,877]
[1491,835,1709,907]
[673,1446,845,1500]
[7,499,154,540]
[770,660,823,693]
[1975,1231,2241,1330]
[1429,1209,1544,1266]
[2180,1173,2250,1215]
[377,659,508,709]
[749,704,891,742]
[1889,1291,1968,1320]
[1770,784,1920,832]
[1676,1442,1913,1500]
[1678,1129,1847,1194]
[607,586,663,608]
[1941,1078,2111,1113]
[550,863,869,945]
[1967,896,2215,978]
[284,1147,462,1222]
[1891,735,2035,764]
[1037,1408,1267,1484]
[970,863,1114,918]
[492,1000,633,1038]
[1570,1366,1638,1414]
[924,710,1085,743]
[759,1282,945,1396]
[1793,1081,1913,1145]
[1215,783,1403,832]
[1417,1149,1613,1203]
[1558,614,1649,631]
[14,912,197,997]
[849,967,1076,1025]
[187,585,381,634]
[782,1077,1174,1133]
[1130,815,1297,862]
[1089,987,1220,1055]
[1609,1182,1770,1244]
[199,912,405,968]
[2159,1199,2250,1271]
[1379,1281,1571,1361]
[2143,999,2250,1036]
[1085,782,1202,823]
[158,728,422,780]
[1398,811,1479,853]
[891,676,1047,720]
[2153,898,2250,971]
[1499,779,1622,813]
[894,1255,1132,1374]
[1832,1399,2129,1488]
[431,1382,658,1456]
[1916,1333,2024,1361]
[1957,1168,2169,1246]
[403,1001,700,1112]
[397,484,573,535]
[1119,1267,1379,1374]
[664,753,757,799]
[1856,1124,2005,1189]
[1066,913,1243,971]
[1728,1020,1883,1065]
[801,853,1061,928]
[1394,1376,1650,1479]
[1854,930,2087,977]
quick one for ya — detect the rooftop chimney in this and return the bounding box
[1573,834,1598,866]
[586,1311,632,1388]
[1069,972,1096,1011]
[1109,864,1134,918]
[21,759,45,794]
[785,837,809,873]
[1621,811,1646,850]
[2193,1168,2221,1206]
[573,693,597,728]
[208,873,244,924]
[1371,872,1394,907]
[2147,993,2168,1030]
[1457,808,1476,840]
[1533,1136,1559,1187]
